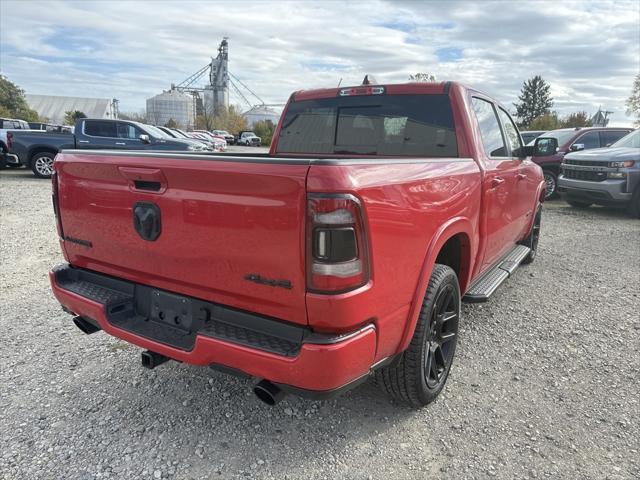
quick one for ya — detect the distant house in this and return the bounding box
[26,94,117,125]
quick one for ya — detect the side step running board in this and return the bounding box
[463,245,530,303]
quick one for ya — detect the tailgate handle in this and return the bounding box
[118,167,167,193]
[134,180,161,191]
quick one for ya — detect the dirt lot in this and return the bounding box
[1,167,638,480]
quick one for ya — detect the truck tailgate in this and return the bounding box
[55,151,310,326]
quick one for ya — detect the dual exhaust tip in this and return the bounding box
[72,316,285,405]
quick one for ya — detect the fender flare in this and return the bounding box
[523,181,546,235]
[397,216,475,352]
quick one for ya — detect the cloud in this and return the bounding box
[0,0,638,125]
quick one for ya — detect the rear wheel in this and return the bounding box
[30,152,56,178]
[543,170,558,199]
[375,264,460,407]
[567,199,592,209]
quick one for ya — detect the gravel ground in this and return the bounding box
[1,167,639,480]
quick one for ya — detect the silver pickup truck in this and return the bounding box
[558,129,639,217]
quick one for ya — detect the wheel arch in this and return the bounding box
[28,146,59,167]
[397,217,474,352]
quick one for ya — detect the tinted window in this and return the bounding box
[276,94,458,156]
[538,129,577,146]
[611,129,639,148]
[600,130,629,147]
[84,121,117,137]
[497,108,523,156]
[117,122,143,139]
[575,131,599,149]
[472,97,507,157]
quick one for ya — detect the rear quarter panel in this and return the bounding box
[306,158,481,360]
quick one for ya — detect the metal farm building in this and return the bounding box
[26,95,117,125]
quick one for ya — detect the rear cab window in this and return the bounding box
[275,94,458,157]
[84,121,117,138]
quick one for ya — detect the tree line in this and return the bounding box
[2,73,639,133]
[515,74,640,130]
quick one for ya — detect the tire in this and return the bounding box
[30,152,56,178]
[374,264,460,407]
[626,186,640,218]
[520,205,542,264]
[566,199,592,209]
[543,170,558,200]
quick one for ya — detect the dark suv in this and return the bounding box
[531,127,632,198]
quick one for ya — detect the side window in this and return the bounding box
[471,97,508,157]
[117,123,142,139]
[84,121,117,138]
[600,130,628,147]
[497,108,523,156]
[574,131,599,149]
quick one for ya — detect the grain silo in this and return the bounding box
[146,89,194,128]
[243,105,281,128]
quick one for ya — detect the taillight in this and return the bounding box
[306,194,370,293]
[338,86,385,96]
[51,171,64,238]
[7,132,13,150]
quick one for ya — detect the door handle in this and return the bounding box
[517,173,528,181]
[78,140,89,143]
[491,177,505,188]
[115,142,126,145]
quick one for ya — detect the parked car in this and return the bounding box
[530,127,632,199]
[521,130,546,145]
[212,129,235,144]
[28,122,74,134]
[237,131,262,146]
[1,117,32,168]
[185,131,226,152]
[8,118,209,178]
[154,126,214,151]
[49,81,546,408]
[557,129,640,217]
[191,130,227,151]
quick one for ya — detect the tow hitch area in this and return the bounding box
[141,350,170,369]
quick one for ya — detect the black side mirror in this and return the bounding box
[533,137,558,157]
[139,134,151,144]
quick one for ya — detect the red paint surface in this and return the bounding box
[51,81,544,391]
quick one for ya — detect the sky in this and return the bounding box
[1,0,639,125]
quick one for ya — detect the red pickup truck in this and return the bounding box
[50,82,546,407]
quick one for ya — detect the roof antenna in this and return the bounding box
[362,74,377,85]
[337,78,342,87]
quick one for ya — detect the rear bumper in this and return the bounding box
[49,264,377,394]
[557,176,632,203]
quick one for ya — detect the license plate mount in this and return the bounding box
[150,289,193,333]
